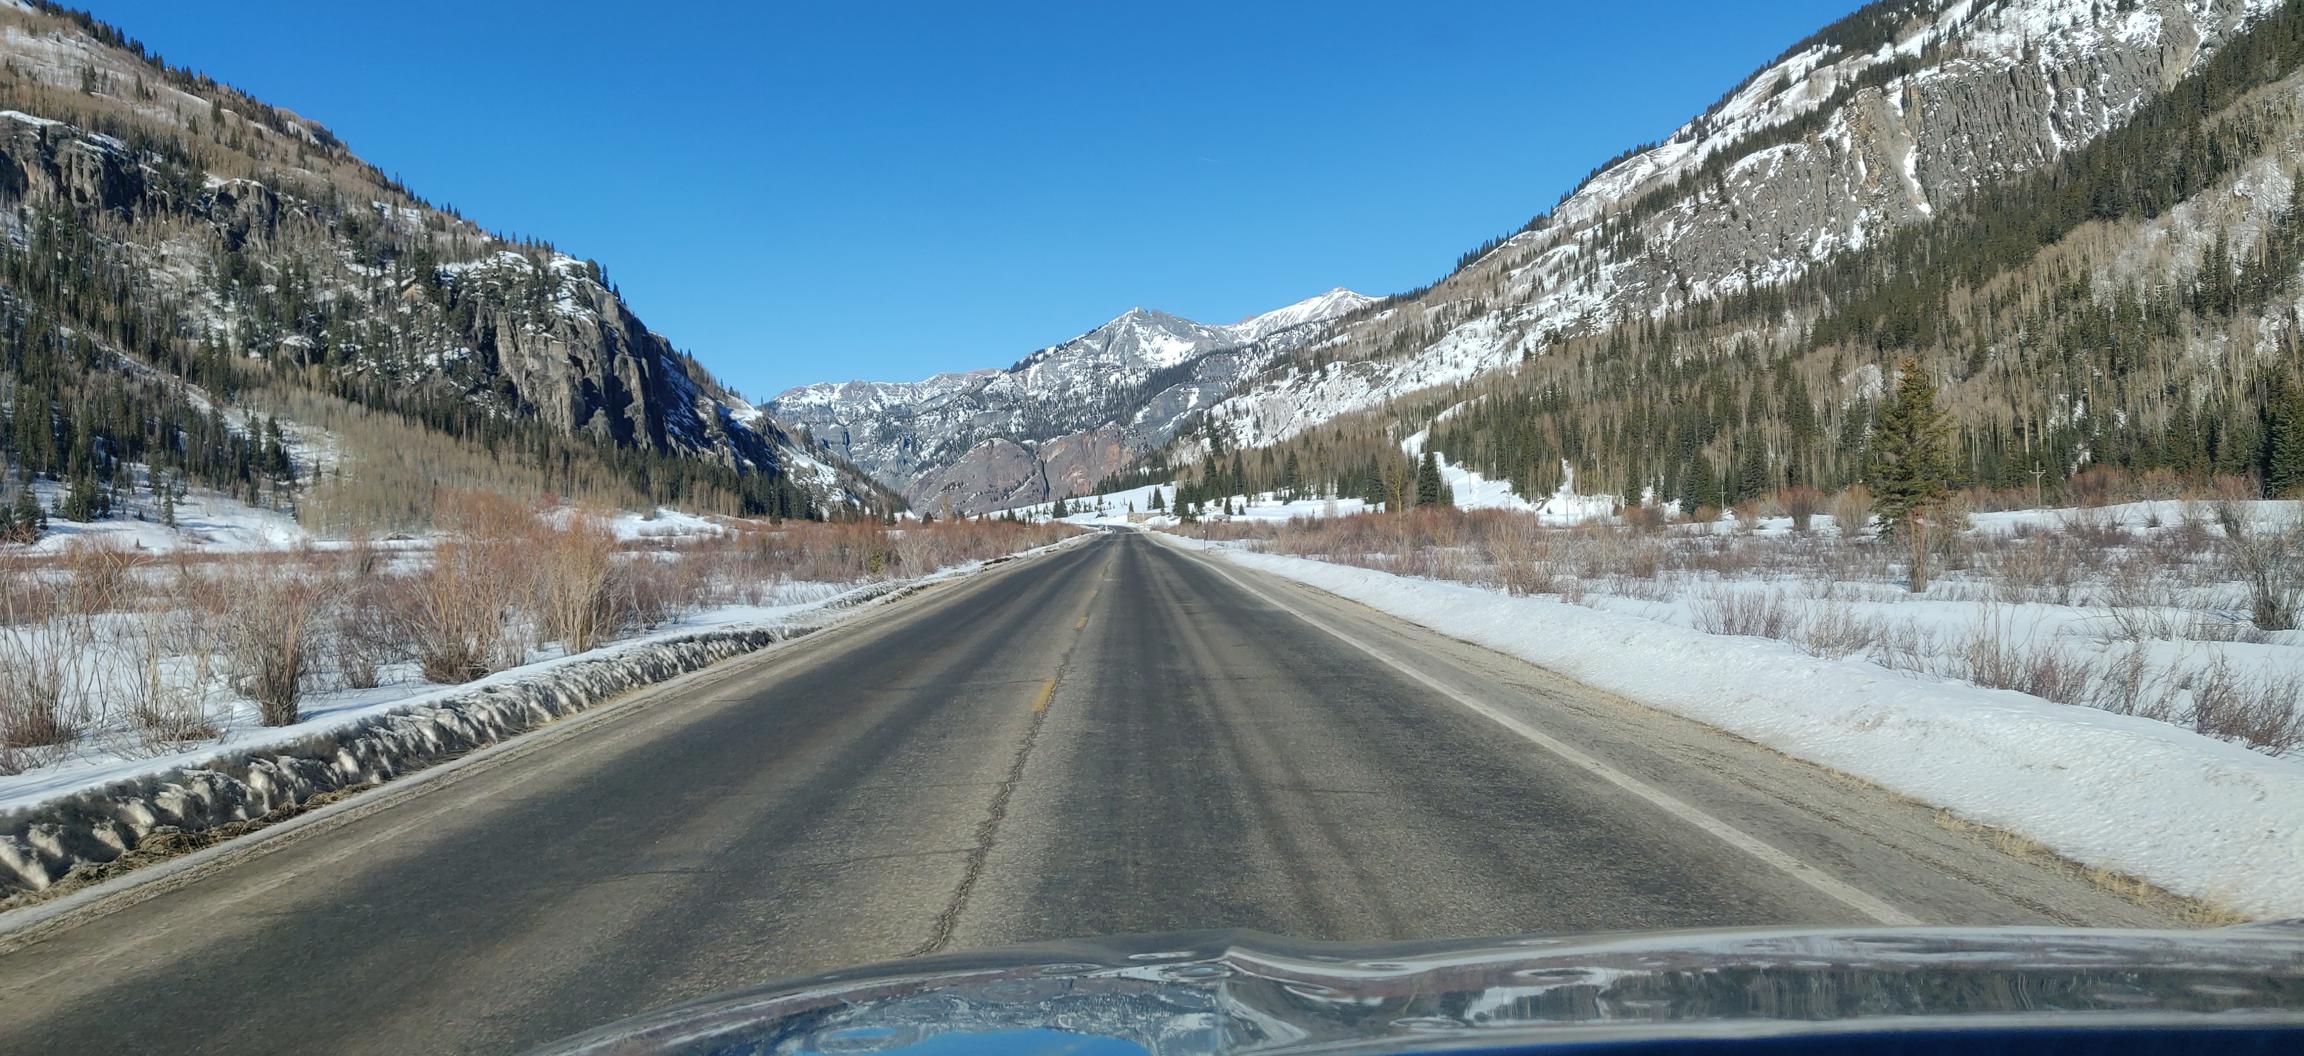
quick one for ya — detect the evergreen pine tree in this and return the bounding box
[2264,372,2304,498]
[1734,439,1770,503]
[1415,450,1445,507]
[60,470,104,522]
[1686,454,1721,513]
[264,416,293,481]
[17,488,44,534]
[1866,359,1956,529]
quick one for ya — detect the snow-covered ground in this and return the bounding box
[9,464,738,556]
[1013,481,1375,527]
[14,477,310,554]
[1158,498,2304,919]
[1399,431,1618,524]
[1008,439,1610,529]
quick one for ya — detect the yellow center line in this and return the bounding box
[1038,585,1102,709]
[1074,584,1102,631]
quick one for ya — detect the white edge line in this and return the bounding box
[1174,539,1922,927]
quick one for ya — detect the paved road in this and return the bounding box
[0,530,2180,1054]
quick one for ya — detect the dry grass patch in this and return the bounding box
[1931,810,2250,925]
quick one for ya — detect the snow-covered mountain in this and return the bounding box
[772,288,1371,512]
[1194,0,2285,452]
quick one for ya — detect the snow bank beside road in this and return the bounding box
[1176,538,2304,919]
[0,619,812,896]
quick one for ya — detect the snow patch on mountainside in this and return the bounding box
[1224,288,1374,344]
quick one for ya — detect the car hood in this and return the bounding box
[528,924,2304,1055]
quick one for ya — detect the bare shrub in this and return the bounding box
[58,535,141,617]
[339,529,382,577]
[1866,619,1942,674]
[1623,540,1662,579]
[398,539,521,683]
[1693,588,1796,640]
[2084,644,2168,722]
[890,525,942,579]
[534,512,629,654]
[2059,506,2129,551]
[2066,465,2127,508]
[0,623,85,759]
[2208,475,2261,504]
[113,610,223,751]
[2181,659,2304,754]
[1623,503,1666,534]
[220,560,335,726]
[394,491,537,683]
[1960,610,2093,707]
[1987,533,2079,606]
[334,576,405,689]
[1731,500,1762,534]
[2135,468,2185,501]
[2171,502,2214,553]
[2213,502,2301,632]
[2097,553,2185,642]
[0,563,95,764]
[1397,542,1469,583]
[1782,486,1821,534]
[2180,613,2272,644]
[1679,536,1754,577]
[1831,486,1873,539]
[624,553,690,629]
[1798,601,1878,658]
[1484,518,1556,596]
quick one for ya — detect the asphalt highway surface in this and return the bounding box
[0,530,2181,1054]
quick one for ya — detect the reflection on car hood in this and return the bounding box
[528,924,2304,1055]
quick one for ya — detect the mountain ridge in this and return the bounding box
[1149,0,2304,514]
[1189,0,2288,456]
[769,287,1371,512]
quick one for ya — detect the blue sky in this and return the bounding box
[90,1,1855,399]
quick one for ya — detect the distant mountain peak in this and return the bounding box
[769,286,1372,512]
[1225,288,1374,343]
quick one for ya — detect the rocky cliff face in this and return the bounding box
[424,251,788,472]
[1195,0,2282,451]
[0,1,860,512]
[773,289,1371,512]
